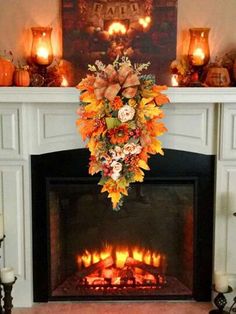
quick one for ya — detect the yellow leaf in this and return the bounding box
[138,159,150,170]
[149,138,164,155]
[133,168,144,182]
[84,101,104,116]
[109,191,122,209]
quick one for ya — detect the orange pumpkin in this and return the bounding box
[13,69,30,87]
[0,57,15,86]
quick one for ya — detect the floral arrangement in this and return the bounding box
[76,57,169,210]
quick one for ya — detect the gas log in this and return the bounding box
[125,257,161,277]
[77,256,114,279]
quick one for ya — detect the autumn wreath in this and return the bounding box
[76,57,169,210]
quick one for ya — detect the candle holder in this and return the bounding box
[188,27,210,86]
[30,27,53,85]
[209,285,233,314]
[2,277,17,314]
[0,236,5,249]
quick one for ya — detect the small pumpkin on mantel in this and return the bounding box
[13,66,30,87]
[0,56,15,86]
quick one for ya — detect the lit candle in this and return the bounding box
[0,267,15,283]
[171,74,179,86]
[214,271,229,293]
[192,48,205,66]
[0,213,4,239]
[61,76,69,87]
[36,47,49,65]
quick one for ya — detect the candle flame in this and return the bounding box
[61,76,69,87]
[171,74,179,86]
[37,47,49,59]
[193,48,205,60]
[139,16,151,28]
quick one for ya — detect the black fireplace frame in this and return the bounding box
[31,148,214,302]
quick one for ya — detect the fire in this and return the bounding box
[61,75,69,87]
[192,48,205,66]
[100,245,112,260]
[92,252,100,264]
[76,245,167,289]
[115,249,129,268]
[144,250,151,265]
[132,248,143,261]
[152,253,161,267]
[139,16,151,29]
[37,47,49,59]
[171,74,179,86]
[108,22,127,35]
[81,250,92,268]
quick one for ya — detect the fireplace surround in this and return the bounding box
[0,87,236,307]
[31,148,214,302]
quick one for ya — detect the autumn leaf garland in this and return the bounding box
[76,57,169,210]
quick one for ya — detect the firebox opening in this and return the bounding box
[48,179,194,299]
[32,148,214,302]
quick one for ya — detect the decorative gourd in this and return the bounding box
[0,57,15,86]
[13,68,30,87]
[205,67,230,87]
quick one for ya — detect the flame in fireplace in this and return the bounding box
[108,22,127,35]
[76,245,167,290]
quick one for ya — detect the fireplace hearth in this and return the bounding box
[31,148,214,302]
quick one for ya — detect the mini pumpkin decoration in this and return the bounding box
[13,68,30,87]
[0,57,15,86]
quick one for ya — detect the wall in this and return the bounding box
[0,0,236,64]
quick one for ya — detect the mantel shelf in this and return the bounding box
[0,87,236,103]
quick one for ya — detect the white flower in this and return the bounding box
[110,161,122,181]
[109,146,125,161]
[111,161,122,173]
[123,143,142,155]
[111,172,121,181]
[118,105,135,123]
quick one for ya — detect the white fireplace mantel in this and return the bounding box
[0,87,236,306]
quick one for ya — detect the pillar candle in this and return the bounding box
[0,213,4,239]
[0,267,15,283]
[214,271,228,293]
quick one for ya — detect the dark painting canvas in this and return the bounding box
[62,0,177,85]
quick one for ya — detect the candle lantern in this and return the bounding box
[188,28,210,85]
[188,28,210,66]
[31,27,53,78]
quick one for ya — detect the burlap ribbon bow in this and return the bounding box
[94,64,140,102]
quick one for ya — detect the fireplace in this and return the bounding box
[32,148,214,302]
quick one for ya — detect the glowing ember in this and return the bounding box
[108,22,127,35]
[76,245,166,290]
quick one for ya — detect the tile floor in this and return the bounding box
[13,302,212,314]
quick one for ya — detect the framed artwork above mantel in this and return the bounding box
[62,0,178,84]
